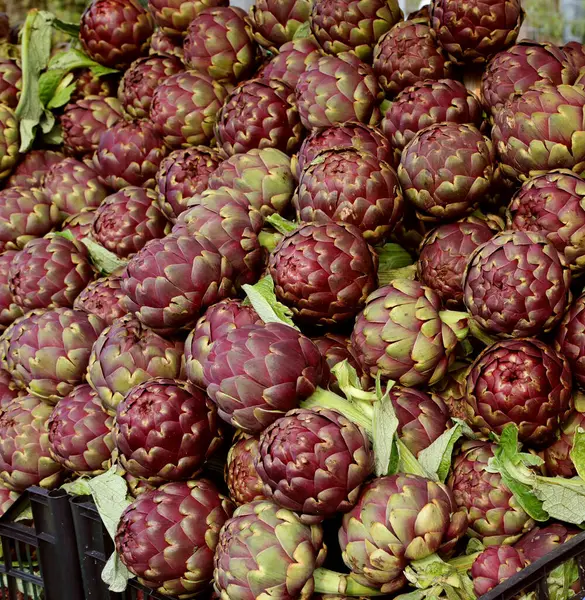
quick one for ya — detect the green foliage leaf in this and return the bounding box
[377,243,415,286]
[419,424,464,483]
[52,18,81,38]
[243,275,297,328]
[373,392,399,477]
[571,427,585,480]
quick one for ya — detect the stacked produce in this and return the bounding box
[1,1,585,599]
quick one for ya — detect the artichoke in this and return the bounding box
[8,235,95,312]
[185,299,261,389]
[155,146,222,222]
[149,29,185,60]
[0,484,19,518]
[92,187,171,258]
[215,77,303,157]
[339,474,467,593]
[0,250,23,331]
[71,69,118,102]
[41,157,109,218]
[507,170,585,273]
[430,359,471,421]
[373,19,451,97]
[556,293,585,389]
[73,275,126,326]
[248,0,310,50]
[449,441,535,545]
[465,339,573,447]
[93,119,168,190]
[309,0,402,62]
[0,104,19,182]
[296,53,383,131]
[226,434,265,506]
[0,369,23,410]
[481,41,577,117]
[79,0,154,69]
[542,409,585,478]
[351,279,467,387]
[0,58,21,108]
[260,37,322,88]
[183,7,257,83]
[269,222,378,326]
[121,232,236,332]
[213,500,326,600]
[114,378,223,484]
[293,122,391,179]
[148,0,228,38]
[87,314,183,415]
[0,395,63,492]
[564,41,585,72]
[47,384,114,476]
[256,407,373,520]
[382,78,483,167]
[150,70,228,150]
[398,122,497,221]
[60,208,97,240]
[117,55,183,120]
[515,524,579,562]
[116,480,234,597]
[430,0,524,65]
[294,149,403,245]
[417,217,499,309]
[471,545,527,596]
[463,231,571,338]
[492,83,585,181]
[0,187,61,251]
[6,149,64,189]
[204,322,325,433]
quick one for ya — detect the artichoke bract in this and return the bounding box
[481,41,577,116]
[269,222,378,326]
[204,322,325,433]
[149,29,185,60]
[79,0,154,69]
[155,146,222,222]
[351,279,467,387]
[1,308,106,404]
[215,78,303,157]
[61,96,125,157]
[295,53,383,131]
[150,70,228,150]
[0,251,23,331]
[564,41,585,71]
[260,37,322,88]
[515,524,579,562]
[6,149,64,189]
[0,59,21,109]
[0,370,23,409]
[73,276,127,326]
[116,480,234,597]
[463,231,571,338]
[0,104,19,182]
[430,0,524,65]
[92,187,171,258]
[556,293,585,389]
[8,235,95,312]
[373,19,451,97]
[184,7,257,83]
[339,474,467,593]
[449,441,535,545]
[493,83,585,181]
[471,545,528,596]
[507,170,585,273]
[398,122,497,221]
[207,148,295,217]
[256,407,373,520]
[542,409,585,478]
[417,217,498,309]
[86,314,183,415]
[293,122,391,179]
[465,339,573,447]
[47,384,114,476]
[185,298,262,389]
[213,500,326,600]
[114,378,223,484]
[117,55,184,120]
[0,485,19,519]
[0,395,63,493]
[309,0,402,62]
[294,149,403,245]
[226,435,266,506]
[71,70,118,102]
[382,79,483,167]
[148,0,228,37]
[248,0,310,50]
[60,208,97,240]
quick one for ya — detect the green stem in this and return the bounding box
[314,568,386,597]
[397,439,429,477]
[258,230,283,252]
[265,213,298,235]
[448,553,481,573]
[468,319,498,347]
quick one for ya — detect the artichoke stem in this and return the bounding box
[313,568,386,597]
[258,230,283,252]
[397,439,429,478]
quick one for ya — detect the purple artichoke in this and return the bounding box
[564,41,585,71]
[248,0,311,50]
[148,0,228,38]
[515,524,579,562]
[6,149,64,189]
[0,251,23,331]
[204,322,325,433]
[71,69,118,102]
[60,208,97,240]
[226,435,266,506]
[0,58,21,109]
[73,276,126,326]
[471,545,527,596]
[542,409,585,478]
[556,292,585,389]
[149,30,185,60]
[260,37,322,88]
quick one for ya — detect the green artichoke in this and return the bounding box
[260,37,323,88]
[213,500,326,600]
[449,441,535,545]
[225,434,266,506]
[6,149,64,189]
[463,231,571,338]
[0,395,63,492]
[148,0,228,38]
[86,314,183,415]
[0,250,23,331]
[0,58,21,108]
[116,480,234,597]
[47,383,114,476]
[556,292,585,389]
[471,545,527,596]
[73,275,126,326]
[248,0,310,50]
[0,103,19,182]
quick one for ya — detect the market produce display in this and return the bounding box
[2,1,585,599]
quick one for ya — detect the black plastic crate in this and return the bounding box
[0,487,84,600]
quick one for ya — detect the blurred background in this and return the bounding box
[0,0,584,45]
